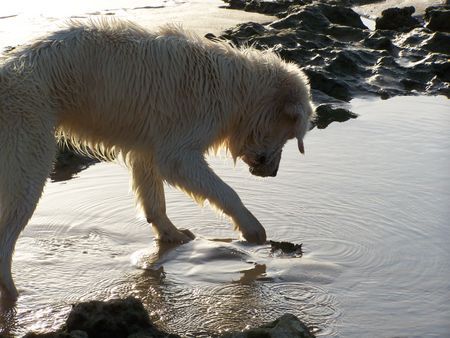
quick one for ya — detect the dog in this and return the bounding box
[0,19,313,300]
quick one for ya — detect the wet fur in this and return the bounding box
[0,19,313,300]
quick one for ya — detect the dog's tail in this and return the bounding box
[0,88,56,301]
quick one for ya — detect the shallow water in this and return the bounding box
[0,95,448,337]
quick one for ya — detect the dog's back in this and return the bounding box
[0,19,313,301]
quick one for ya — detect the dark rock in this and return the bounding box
[270,7,330,31]
[425,6,450,32]
[363,33,397,53]
[23,298,315,338]
[222,0,308,16]
[375,6,421,32]
[253,32,301,49]
[303,69,353,101]
[51,143,99,182]
[223,22,267,39]
[400,78,426,91]
[23,333,73,338]
[204,32,218,41]
[326,25,368,42]
[244,0,296,15]
[423,31,450,55]
[25,297,180,338]
[432,60,450,82]
[325,51,364,75]
[224,0,246,10]
[221,313,315,338]
[313,104,358,129]
[275,46,321,65]
[317,3,367,29]
[270,240,303,256]
[65,297,177,338]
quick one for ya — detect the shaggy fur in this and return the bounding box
[0,19,313,300]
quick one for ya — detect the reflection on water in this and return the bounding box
[129,239,340,337]
[1,96,449,337]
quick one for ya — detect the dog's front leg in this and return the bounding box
[159,152,267,244]
[130,156,194,243]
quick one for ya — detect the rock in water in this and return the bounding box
[52,143,99,182]
[313,105,358,129]
[425,6,450,33]
[375,6,421,32]
[24,298,315,338]
[24,297,180,338]
[221,313,315,338]
[270,240,303,256]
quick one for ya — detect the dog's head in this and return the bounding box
[230,64,313,178]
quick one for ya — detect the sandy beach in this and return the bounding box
[0,0,274,49]
[130,0,274,35]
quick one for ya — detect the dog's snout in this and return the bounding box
[257,154,266,165]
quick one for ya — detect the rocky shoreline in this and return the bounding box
[23,297,315,338]
[215,0,449,127]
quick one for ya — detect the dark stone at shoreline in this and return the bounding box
[223,0,308,17]
[51,144,99,182]
[303,69,353,102]
[222,313,315,338]
[24,297,180,338]
[313,104,358,129]
[422,32,450,55]
[375,6,421,32]
[363,32,397,53]
[219,0,450,127]
[316,3,367,29]
[24,297,315,338]
[425,6,450,32]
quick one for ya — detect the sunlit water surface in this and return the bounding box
[0,96,448,337]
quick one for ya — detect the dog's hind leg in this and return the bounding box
[0,109,56,301]
[130,156,194,243]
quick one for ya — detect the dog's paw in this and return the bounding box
[234,211,267,245]
[241,225,267,245]
[157,228,195,244]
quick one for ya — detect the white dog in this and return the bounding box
[0,19,313,300]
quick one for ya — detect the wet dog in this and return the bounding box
[0,19,313,300]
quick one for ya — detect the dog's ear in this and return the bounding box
[282,102,309,155]
[276,72,313,155]
[284,103,309,154]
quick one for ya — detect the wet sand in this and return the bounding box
[0,0,274,49]
[130,0,274,35]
